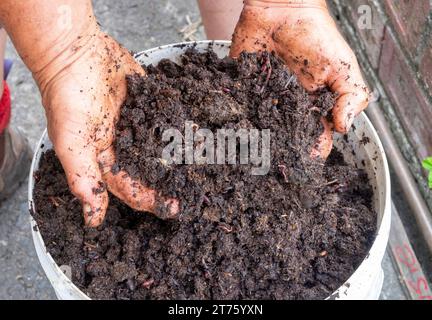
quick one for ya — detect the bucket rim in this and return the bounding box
[28,40,391,300]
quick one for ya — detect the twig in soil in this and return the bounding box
[277,75,296,95]
[222,186,234,194]
[260,55,273,94]
[319,250,328,257]
[290,196,302,210]
[201,257,209,269]
[202,195,210,205]
[278,164,289,183]
[49,197,59,207]
[321,179,338,187]
[284,74,295,88]
[309,106,321,113]
[142,279,154,289]
[84,242,97,249]
[49,196,65,207]
[218,223,233,233]
[329,182,348,193]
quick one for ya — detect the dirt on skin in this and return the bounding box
[32,49,376,300]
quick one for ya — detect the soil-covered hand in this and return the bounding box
[231,0,370,158]
[0,1,179,226]
[34,30,179,227]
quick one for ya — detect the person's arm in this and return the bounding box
[0,1,95,80]
[230,0,370,158]
[198,0,244,40]
[0,0,178,226]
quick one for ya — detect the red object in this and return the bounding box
[0,81,11,134]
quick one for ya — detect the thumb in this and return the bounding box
[98,147,179,220]
[311,117,333,159]
[54,138,108,227]
[329,61,370,133]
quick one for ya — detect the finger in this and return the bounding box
[102,32,147,77]
[311,117,333,159]
[123,52,147,77]
[329,59,370,133]
[54,135,108,228]
[98,147,180,220]
[229,7,275,58]
[331,90,369,133]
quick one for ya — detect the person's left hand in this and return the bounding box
[34,30,179,227]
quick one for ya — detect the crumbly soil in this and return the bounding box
[32,49,376,300]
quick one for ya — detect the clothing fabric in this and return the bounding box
[0,81,11,134]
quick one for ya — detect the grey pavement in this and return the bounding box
[0,0,406,300]
[380,250,406,300]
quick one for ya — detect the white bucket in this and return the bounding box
[28,41,391,300]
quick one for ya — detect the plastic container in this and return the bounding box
[28,40,391,300]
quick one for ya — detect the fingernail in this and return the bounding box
[166,199,180,219]
[310,148,320,159]
[83,203,93,216]
[345,114,354,132]
[83,203,96,227]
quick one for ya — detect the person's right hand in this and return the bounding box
[231,0,370,159]
[34,30,179,227]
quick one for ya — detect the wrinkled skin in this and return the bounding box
[1,0,368,227]
[231,0,370,158]
[0,0,180,226]
[35,30,179,227]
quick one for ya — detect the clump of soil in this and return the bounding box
[32,48,376,300]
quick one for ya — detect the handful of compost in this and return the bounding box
[231,0,370,158]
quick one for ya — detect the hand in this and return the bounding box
[230,0,370,158]
[34,30,179,227]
